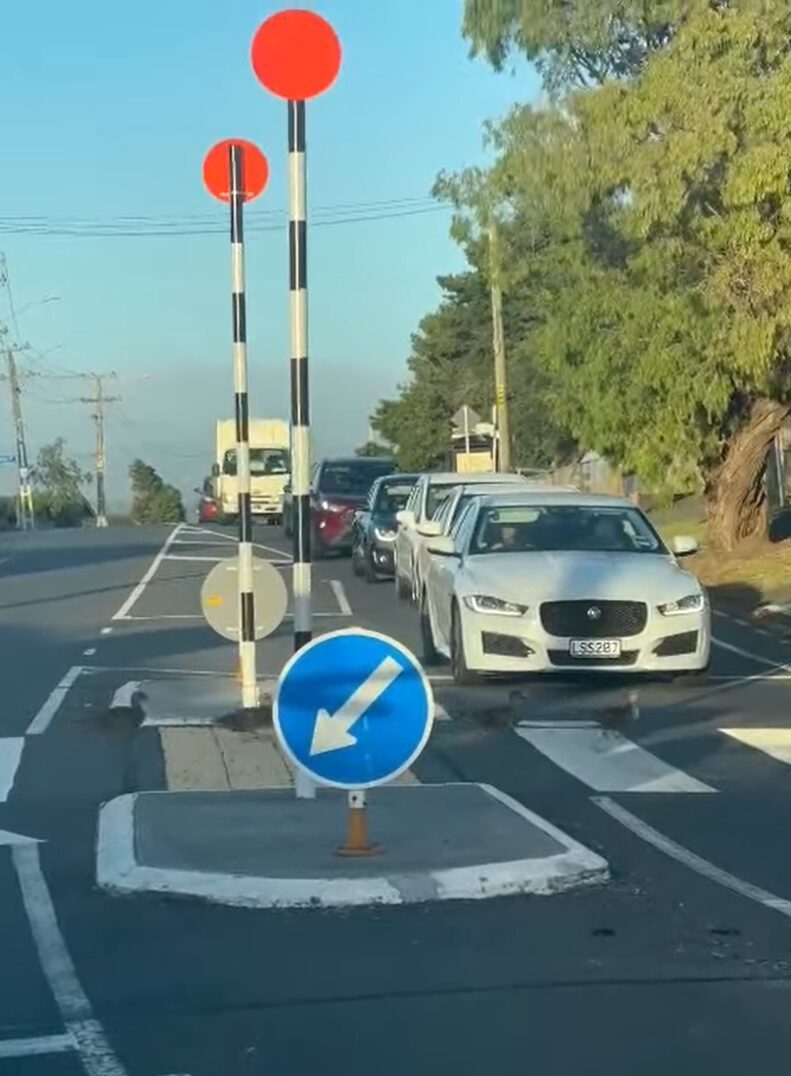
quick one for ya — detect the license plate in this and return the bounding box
[569,639,622,658]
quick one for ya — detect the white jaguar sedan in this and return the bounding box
[420,490,710,684]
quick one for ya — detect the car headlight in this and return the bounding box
[374,527,396,542]
[658,593,705,616]
[463,595,528,617]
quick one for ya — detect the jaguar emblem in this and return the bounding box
[586,606,602,621]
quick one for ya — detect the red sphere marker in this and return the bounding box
[203,139,269,203]
[251,10,342,100]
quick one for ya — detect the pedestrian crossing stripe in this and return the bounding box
[720,728,791,767]
[515,724,715,793]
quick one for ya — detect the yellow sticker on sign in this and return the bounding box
[205,595,224,608]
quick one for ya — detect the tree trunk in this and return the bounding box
[707,397,790,552]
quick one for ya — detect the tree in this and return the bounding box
[371,266,571,472]
[32,438,92,527]
[462,0,689,89]
[355,441,393,458]
[129,459,185,524]
[457,3,791,548]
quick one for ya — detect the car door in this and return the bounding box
[355,483,376,554]
[431,502,476,648]
[416,494,454,597]
[395,479,422,576]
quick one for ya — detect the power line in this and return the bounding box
[0,203,448,239]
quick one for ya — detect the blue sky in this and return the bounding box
[0,1,538,506]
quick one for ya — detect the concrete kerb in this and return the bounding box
[96,784,609,909]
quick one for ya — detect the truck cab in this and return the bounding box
[214,419,291,525]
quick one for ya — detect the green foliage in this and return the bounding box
[130,459,185,524]
[32,439,92,527]
[462,0,692,88]
[355,441,393,458]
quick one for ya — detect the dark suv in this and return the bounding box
[283,456,396,556]
[352,473,418,580]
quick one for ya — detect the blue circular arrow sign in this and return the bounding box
[274,629,434,789]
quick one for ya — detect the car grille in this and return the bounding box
[540,600,647,638]
[654,631,698,657]
[548,650,639,667]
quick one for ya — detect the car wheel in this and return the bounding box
[363,549,379,583]
[395,560,411,601]
[420,592,440,665]
[451,604,481,687]
[351,544,363,577]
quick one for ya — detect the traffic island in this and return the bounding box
[97,784,609,909]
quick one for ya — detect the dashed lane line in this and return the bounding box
[26,666,84,736]
[330,579,352,616]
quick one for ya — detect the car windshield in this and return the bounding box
[223,448,290,476]
[374,479,415,515]
[469,504,665,555]
[321,461,394,495]
[427,484,459,519]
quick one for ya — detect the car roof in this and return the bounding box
[321,456,395,466]
[456,481,574,495]
[474,490,637,509]
[375,472,419,482]
[423,471,535,487]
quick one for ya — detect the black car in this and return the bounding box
[351,473,419,580]
[283,456,396,556]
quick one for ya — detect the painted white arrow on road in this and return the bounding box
[310,656,404,757]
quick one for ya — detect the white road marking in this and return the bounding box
[515,724,715,793]
[27,666,84,736]
[0,1034,75,1058]
[83,648,97,657]
[110,682,142,710]
[594,795,791,918]
[712,635,791,672]
[721,727,791,766]
[101,627,113,635]
[329,579,352,616]
[12,838,129,1075]
[434,703,451,722]
[112,524,183,621]
[0,739,24,801]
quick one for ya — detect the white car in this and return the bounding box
[421,490,710,684]
[393,471,531,602]
[412,480,574,609]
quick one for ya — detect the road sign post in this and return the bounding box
[274,629,434,848]
[252,9,342,798]
[203,138,270,709]
[251,9,343,657]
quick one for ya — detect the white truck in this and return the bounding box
[213,418,290,525]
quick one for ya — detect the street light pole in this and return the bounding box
[4,344,34,530]
[488,220,511,472]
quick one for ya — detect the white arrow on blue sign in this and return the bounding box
[274,628,434,790]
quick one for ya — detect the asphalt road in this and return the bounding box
[3,521,791,1074]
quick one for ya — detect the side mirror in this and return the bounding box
[672,535,699,557]
[211,463,220,478]
[396,509,415,528]
[427,536,459,558]
[417,520,442,538]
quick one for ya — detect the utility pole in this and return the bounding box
[79,374,120,527]
[488,219,511,472]
[3,341,35,530]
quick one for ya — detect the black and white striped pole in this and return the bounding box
[204,137,270,710]
[252,8,343,659]
[287,99,311,652]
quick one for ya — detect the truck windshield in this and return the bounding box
[223,449,290,477]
